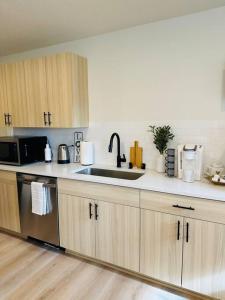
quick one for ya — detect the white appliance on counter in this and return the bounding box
[177,144,204,182]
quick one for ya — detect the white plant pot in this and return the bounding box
[156,154,165,173]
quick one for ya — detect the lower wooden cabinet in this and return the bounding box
[0,171,21,233]
[140,210,183,285]
[58,180,225,299]
[58,194,95,257]
[182,218,225,300]
[140,209,225,299]
[96,200,139,271]
[58,194,140,272]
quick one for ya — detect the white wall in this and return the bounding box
[1,7,225,168]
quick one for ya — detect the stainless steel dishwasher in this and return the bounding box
[17,173,60,246]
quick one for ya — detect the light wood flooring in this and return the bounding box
[0,232,203,300]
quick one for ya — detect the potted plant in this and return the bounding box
[149,125,175,173]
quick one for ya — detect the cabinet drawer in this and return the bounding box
[58,179,139,207]
[140,190,225,224]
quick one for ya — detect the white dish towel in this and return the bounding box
[31,182,47,215]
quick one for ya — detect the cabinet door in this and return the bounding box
[4,62,27,127]
[24,57,48,127]
[45,53,89,128]
[58,194,95,257]
[0,171,21,233]
[45,53,74,128]
[140,209,183,286]
[95,201,140,272]
[182,218,225,299]
[0,64,9,127]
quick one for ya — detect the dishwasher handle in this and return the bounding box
[18,178,56,188]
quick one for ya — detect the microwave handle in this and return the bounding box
[24,144,28,157]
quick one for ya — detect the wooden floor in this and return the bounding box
[0,232,201,300]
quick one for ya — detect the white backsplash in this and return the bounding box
[14,120,225,170]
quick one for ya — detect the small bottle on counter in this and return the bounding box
[45,144,52,163]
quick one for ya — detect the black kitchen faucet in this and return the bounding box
[108,133,126,168]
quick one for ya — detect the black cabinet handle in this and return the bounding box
[4,113,7,125]
[44,112,48,126]
[186,222,189,243]
[95,204,98,220]
[7,114,12,126]
[48,112,51,126]
[89,203,93,219]
[173,204,195,211]
[177,220,180,240]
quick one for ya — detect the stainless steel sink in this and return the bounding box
[76,168,144,180]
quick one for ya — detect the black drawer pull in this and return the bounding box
[177,220,180,240]
[186,222,189,243]
[89,203,93,219]
[173,204,195,211]
[95,204,98,220]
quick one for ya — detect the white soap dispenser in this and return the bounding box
[45,143,52,163]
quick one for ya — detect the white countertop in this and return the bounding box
[0,162,225,202]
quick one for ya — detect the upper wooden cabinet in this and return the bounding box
[0,64,11,127]
[4,61,28,127]
[24,57,48,127]
[45,53,89,128]
[0,52,89,128]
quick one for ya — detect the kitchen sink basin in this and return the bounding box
[76,168,144,180]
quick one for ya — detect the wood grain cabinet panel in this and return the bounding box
[0,64,9,127]
[58,179,139,207]
[95,200,140,272]
[4,61,28,127]
[1,52,88,128]
[23,57,48,127]
[45,53,89,128]
[0,171,21,233]
[58,194,95,257]
[140,209,183,286]
[140,190,225,225]
[182,218,225,300]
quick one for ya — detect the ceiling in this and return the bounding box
[1,0,225,57]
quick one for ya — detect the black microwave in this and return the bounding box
[0,136,47,166]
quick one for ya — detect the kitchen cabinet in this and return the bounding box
[95,200,139,271]
[4,61,27,127]
[0,52,89,128]
[182,218,225,300]
[140,190,225,299]
[58,179,225,299]
[59,194,95,257]
[0,64,11,127]
[0,171,21,233]
[44,52,89,128]
[140,210,183,285]
[23,57,48,127]
[58,179,140,272]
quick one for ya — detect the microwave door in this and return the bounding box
[0,142,19,164]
